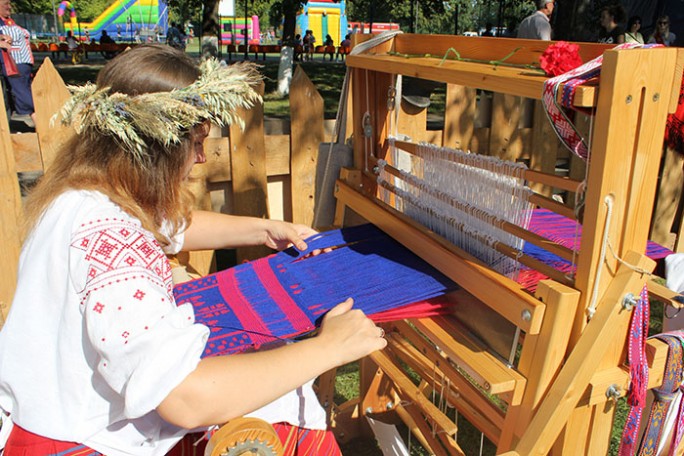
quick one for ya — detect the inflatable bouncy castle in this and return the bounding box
[296,0,347,46]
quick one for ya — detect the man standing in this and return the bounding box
[0,0,35,128]
[517,0,554,40]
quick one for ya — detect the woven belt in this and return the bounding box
[542,43,659,161]
[618,285,651,456]
[639,330,684,456]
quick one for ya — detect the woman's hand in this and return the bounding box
[316,298,387,366]
[263,220,317,251]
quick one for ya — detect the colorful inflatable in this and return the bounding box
[63,0,168,42]
[219,15,260,45]
[296,0,347,46]
[57,1,78,33]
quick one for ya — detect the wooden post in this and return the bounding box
[229,81,271,263]
[529,101,562,197]
[442,84,476,151]
[289,65,324,227]
[31,58,72,171]
[0,79,23,326]
[489,93,524,161]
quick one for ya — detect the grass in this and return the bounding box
[36,47,347,120]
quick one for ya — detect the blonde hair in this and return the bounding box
[24,44,201,245]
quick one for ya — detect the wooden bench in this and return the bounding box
[226,44,282,60]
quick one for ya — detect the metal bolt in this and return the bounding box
[386,401,394,410]
[653,93,660,102]
[521,309,532,322]
[623,293,638,310]
[606,384,621,402]
[373,166,380,174]
[365,407,373,414]
[626,95,633,104]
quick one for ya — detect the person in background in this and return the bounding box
[323,34,335,61]
[99,29,116,59]
[649,15,677,46]
[336,33,351,61]
[166,22,184,50]
[99,29,115,44]
[517,0,554,40]
[65,30,78,51]
[0,0,35,129]
[481,22,495,37]
[293,33,303,61]
[0,43,385,456]
[597,4,625,44]
[624,16,644,44]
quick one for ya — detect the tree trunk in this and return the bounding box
[201,0,220,58]
[277,47,294,96]
[276,7,298,96]
[553,0,594,41]
[281,7,297,45]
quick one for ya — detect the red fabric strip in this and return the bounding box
[4,424,102,455]
[253,259,315,333]
[216,268,272,348]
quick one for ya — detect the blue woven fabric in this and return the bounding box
[173,224,458,357]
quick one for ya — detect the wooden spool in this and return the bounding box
[204,417,283,456]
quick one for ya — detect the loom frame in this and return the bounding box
[330,34,684,455]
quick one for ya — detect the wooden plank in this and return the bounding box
[397,98,428,144]
[574,48,680,341]
[489,93,524,161]
[651,146,683,249]
[229,82,271,262]
[390,319,506,439]
[335,179,546,334]
[394,404,449,456]
[442,84,476,150]
[289,66,323,226]
[529,100,562,197]
[201,135,292,185]
[391,35,610,69]
[412,316,525,399]
[11,133,41,172]
[0,79,23,326]
[185,131,217,277]
[500,280,580,451]
[369,349,458,436]
[31,57,72,171]
[347,54,597,103]
[393,140,584,194]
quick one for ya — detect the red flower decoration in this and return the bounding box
[539,41,583,77]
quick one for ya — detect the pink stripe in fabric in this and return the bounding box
[252,259,315,333]
[216,266,272,347]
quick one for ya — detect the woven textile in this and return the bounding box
[618,285,650,456]
[173,224,458,357]
[542,43,659,160]
[639,331,684,456]
[666,75,684,156]
[518,208,671,291]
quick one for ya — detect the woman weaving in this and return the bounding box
[0,44,386,455]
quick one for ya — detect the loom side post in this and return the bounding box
[509,251,654,456]
[568,47,681,454]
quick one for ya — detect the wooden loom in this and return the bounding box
[325,34,684,455]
